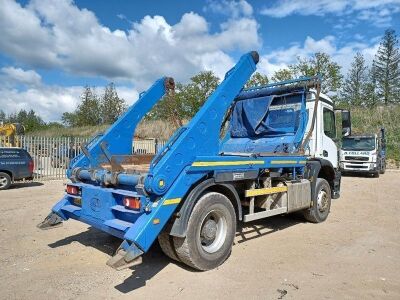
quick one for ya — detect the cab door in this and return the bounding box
[321,105,338,168]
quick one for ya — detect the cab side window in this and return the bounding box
[323,108,336,138]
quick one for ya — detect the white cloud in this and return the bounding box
[0,0,261,122]
[257,36,379,77]
[0,0,260,90]
[261,0,400,27]
[204,0,253,18]
[1,67,42,87]
[0,73,139,122]
[0,85,82,122]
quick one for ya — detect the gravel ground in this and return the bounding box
[0,172,399,299]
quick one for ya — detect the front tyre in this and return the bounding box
[0,172,11,190]
[173,192,236,271]
[380,161,386,174]
[302,178,331,223]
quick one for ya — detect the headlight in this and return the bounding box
[371,154,377,162]
[339,162,344,169]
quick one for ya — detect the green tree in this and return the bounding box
[271,68,294,82]
[245,72,269,88]
[290,52,343,95]
[76,86,101,126]
[101,83,127,124]
[364,64,379,107]
[184,71,220,116]
[373,29,400,104]
[340,53,368,106]
[61,112,78,127]
[63,86,102,127]
[151,84,187,128]
[4,109,45,132]
[151,71,219,127]
[0,110,6,122]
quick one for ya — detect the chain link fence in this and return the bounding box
[0,136,166,181]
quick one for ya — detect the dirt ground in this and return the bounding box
[0,172,399,300]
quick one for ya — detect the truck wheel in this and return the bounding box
[158,231,181,262]
[173,192,236,271]
[302,178,331,223]
[0,172,12,190]
[380,162,386,174]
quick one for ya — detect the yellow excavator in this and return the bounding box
[0,122,25,147]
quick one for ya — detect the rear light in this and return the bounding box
[123,196,141,210]
[66,185,79,195]
[28,160,34,173]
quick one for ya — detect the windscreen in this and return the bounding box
[342,137,375,151]
[229,93,303,138]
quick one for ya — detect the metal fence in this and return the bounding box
[0,135,166,181]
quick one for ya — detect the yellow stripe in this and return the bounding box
[192,160,264,167]
[298,160,307,164]
[163,198,182,205]
[245,186,288,197]
[270,160,298,164]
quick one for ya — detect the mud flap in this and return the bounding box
[106,240,144,270]
[37,212,64,230]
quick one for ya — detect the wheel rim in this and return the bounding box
[0,176,8,188]
[199,210,227,253]
[317,189,329,213]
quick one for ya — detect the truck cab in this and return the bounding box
[339,129,386,177]
[303,90,345,198]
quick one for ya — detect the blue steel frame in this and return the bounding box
[49,51,310,264]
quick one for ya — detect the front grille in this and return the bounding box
[347,165,368,169]
[344,156,369,161]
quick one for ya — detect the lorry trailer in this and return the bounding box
[39,51,349,271]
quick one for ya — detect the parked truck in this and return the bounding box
[39,51,350,271]
[340,128,386,177]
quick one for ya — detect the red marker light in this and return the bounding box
[123,197,141,210]
[28,160,34,173]
[66,185,79,195]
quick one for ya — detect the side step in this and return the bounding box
[243,207,287,222]
[111,205,141,214]
[104,219,133,231]
[243,184,288,222]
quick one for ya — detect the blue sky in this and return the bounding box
[0,0,399,121]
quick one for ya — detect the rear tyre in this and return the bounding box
[158,231,181,262]
[0,172,11,190]
[302,178,331,223]
[173,192,236,271]
[380,161,386,174]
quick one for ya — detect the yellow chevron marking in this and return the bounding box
[192,160,264,167]
[245,186,288,197]
[163,198,182,205]
[270,160,298,164]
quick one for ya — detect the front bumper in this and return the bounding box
[340,162,377,173]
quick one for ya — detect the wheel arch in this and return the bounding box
[0,170,13,180]
[169,178,242,238]
[305,158,338,200]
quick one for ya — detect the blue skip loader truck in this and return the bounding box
[39,51,349,271]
